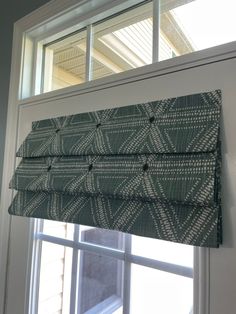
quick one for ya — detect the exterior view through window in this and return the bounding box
[37,222,193,314]
[41,0,236,94]
[29,0,236,313]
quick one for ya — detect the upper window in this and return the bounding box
[21,0,236,98]
[42,1,153,93]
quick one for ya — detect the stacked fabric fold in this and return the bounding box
[9,90,222,247]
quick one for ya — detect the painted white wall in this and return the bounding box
[4,57,236,314]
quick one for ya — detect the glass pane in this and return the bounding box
[78,251,123,314]
[130,264,193,314]
[79,225,125,250]
[43,220,74,240]
[43,29,86,92]
[160,0,236,61]
[38,242,73,314]
[131,236,193,267]
[92,1,153,80]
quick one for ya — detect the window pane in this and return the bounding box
[78,251,123,313]
[42,220,74,240]
[79,225,125,250]
[131,236,193,267]
[38,242,73,314]
[160,0,236,61]
[92,1,153,80]
[43,29,86,92]
[130,264,193,314]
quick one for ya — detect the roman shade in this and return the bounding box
[9,90,222,247]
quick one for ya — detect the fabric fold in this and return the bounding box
[10,153,217,205]
[16,91,221,157]
[9,191,221,247]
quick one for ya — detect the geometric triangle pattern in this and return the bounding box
[16,90,221,157]
[8,191,220,247]
[10,153,217,205]
[9,90,222,247]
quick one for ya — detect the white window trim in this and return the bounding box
[5,0,236,312]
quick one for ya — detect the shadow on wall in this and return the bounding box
[0,0,51,192]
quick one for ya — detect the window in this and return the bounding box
[7,0,236,313]
[41,1,153,93]
[33,221,193,314]
[21,0,236,98]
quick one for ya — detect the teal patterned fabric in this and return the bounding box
[9,192,219,247]
[9,90,222,247]
[10,153,217,204]
[16,92,220,157]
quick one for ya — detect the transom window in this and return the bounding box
[42,1,154,93]
[21,0,236,98]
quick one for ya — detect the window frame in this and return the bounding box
[17,0,236,102]
[31,221,194,314]
[21,0,157,99]
[7,0,236,312]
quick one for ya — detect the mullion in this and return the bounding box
[85,24,93,81]
[69,225,80,314]
[30,219,44,314]
[152,0,160,62]
[123,234,132,314]
[76,225,87,314]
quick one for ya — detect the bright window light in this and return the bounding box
[171,0,236,50]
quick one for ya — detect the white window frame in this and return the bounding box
[30,221,194,314]
[6,0,236,313]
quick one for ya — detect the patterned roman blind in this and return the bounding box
[8,90,222,247]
